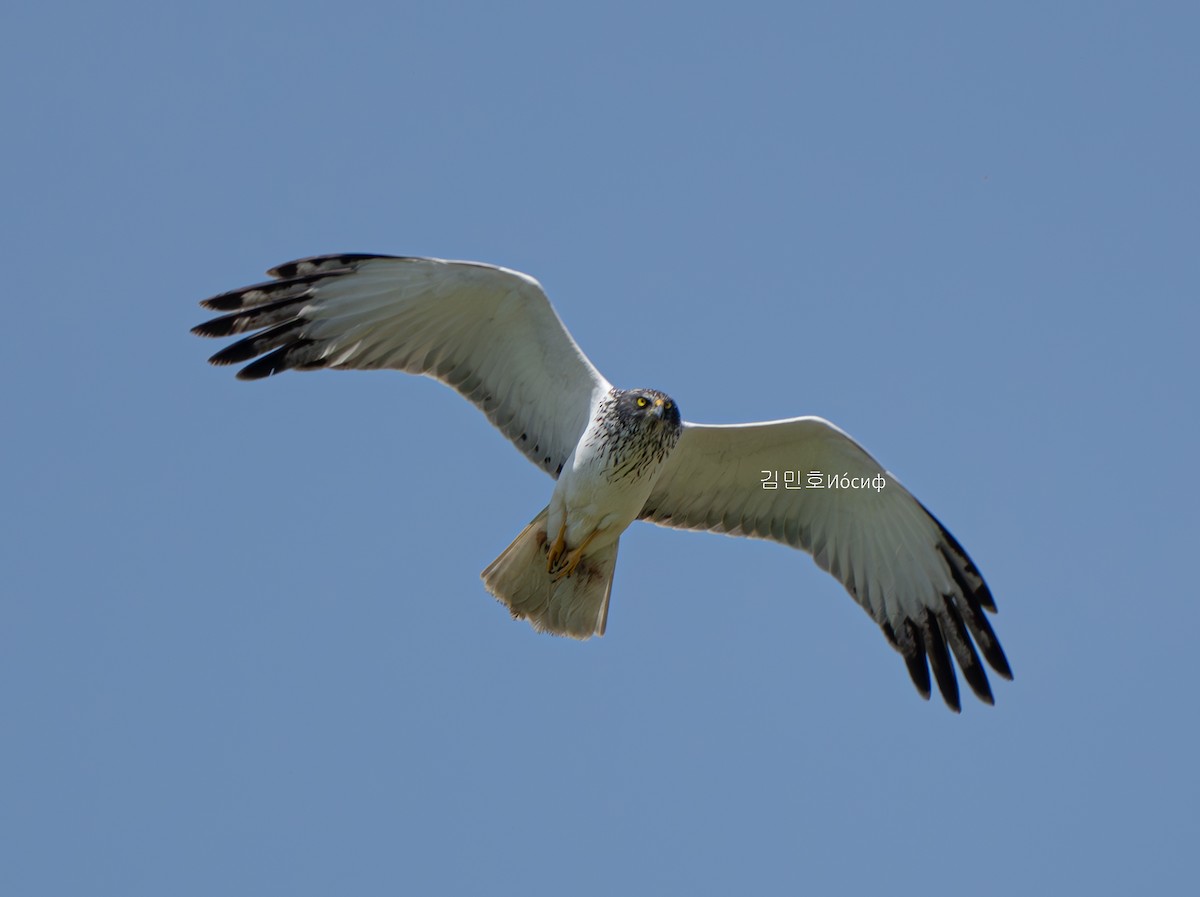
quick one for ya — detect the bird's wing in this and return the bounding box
[639,417,1011,710]
[193,255,612,478]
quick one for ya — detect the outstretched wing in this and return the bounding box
[193,255,612,477]
[639,417,1012,711]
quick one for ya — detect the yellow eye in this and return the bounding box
[664,401,673,411]
[636,396,649,408]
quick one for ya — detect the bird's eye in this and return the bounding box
[636,396,649,408]
[664,401,673,411]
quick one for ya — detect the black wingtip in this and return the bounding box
[992,649,1015,682]
[265,253,399,280]
[192,317,237,338]
[201,296,234,312]
[208,340,260,367]
[940,599,995,705]
[933,543,1013,684]
[231,339,322,380]
[966,672,994,706]
[923,613,961,712]
[234,345,293,380]
[887,620,932,701]
[892,604,1008,710]
[908,662,932,701]
[926,508,998,613]
[198,268,364,313]
[200,285,264,312]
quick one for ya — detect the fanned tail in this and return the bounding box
[481,508,619,639]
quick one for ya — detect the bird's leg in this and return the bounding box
[553,530,599,581]
[546,521,568,573]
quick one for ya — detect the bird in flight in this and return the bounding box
[193,254,1012,711]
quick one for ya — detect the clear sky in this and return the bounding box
[3,1,1197,894]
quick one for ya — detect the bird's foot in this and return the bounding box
[551,531,598,581]
[546,521,567,573]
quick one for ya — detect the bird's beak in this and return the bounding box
[652,398,664,419]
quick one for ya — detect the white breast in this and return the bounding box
[544,428,661,557]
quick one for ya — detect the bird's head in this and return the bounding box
[617,388,682,432]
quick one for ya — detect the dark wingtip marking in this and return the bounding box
[917,499,1012,702]
[234,340,317,380]
[193,295,311,339]
[199,270,351,312]
[939,598,994,705]
[206,320,304,367]
[209,340,260,367]
[903,648,932,701]
[266,253,401,280]
[923,503,998,612]
[236,351,286,380]
[194,313,265,339]
[883,621,930,700]
[923,613,961,712]
[200,287,253,312]
[933,543,1013,682]
[892,619,931,700]
[209,346,249,366]
[965,667,994,704]
[991,645,1015,682]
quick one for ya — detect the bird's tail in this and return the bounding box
[481,507,618,639]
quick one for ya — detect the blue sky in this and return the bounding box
[3,1,1197,893]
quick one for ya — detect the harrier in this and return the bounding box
[193,254,1012,711]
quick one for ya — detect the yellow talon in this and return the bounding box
[551,531,599,581]
[546,521,567,573]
